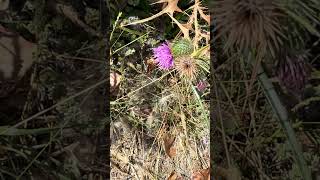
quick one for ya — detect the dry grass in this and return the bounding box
[110,0,210,178]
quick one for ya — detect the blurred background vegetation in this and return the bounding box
[1,0,107,179]
[0,0,319,179]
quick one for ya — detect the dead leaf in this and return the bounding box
[168,171,183,180]
[159,0,182,17]
[163,133,176,158]
[0,25,37,97]
[167,13,190,39]
[191,167,210,180]
[111,149,129,164]
[123,0,182,26]
[145,57,156,76]
[110,71,121,96]
[110,71,120,87]
[196,1,210,24]
[49,1,100,37]
[0,25,36,80]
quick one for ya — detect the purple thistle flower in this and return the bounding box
[196,80,208,92]
[152,43,174,70]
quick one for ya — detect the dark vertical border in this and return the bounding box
[209,6,215,179]
[100,0,110,179]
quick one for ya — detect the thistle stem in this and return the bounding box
[248,53,312,180]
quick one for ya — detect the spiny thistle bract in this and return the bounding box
[196,80,208,92]
[213,0,285,57]
[171,38,194,57]
[277,51,311,97]
[175,55,198,80]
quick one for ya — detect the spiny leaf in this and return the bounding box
[123,0,182,26]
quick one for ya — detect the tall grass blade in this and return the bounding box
[254,61,312,180]
[285,9,320,37]
[0,126,59,136]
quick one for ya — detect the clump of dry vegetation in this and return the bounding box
[110,0,210,179]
